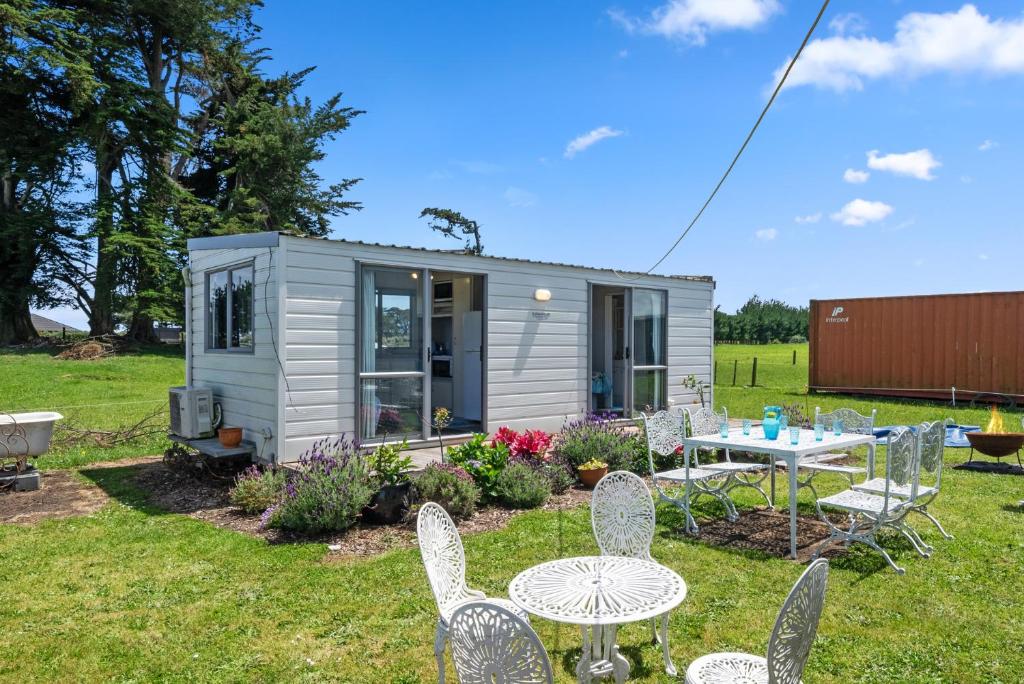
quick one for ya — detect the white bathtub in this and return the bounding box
[0,412,64,456]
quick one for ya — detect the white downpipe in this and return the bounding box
[182,266,192,387]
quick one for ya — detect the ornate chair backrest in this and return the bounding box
[766,558,830,684]
[417,502,471,617]
[641,410,685,475]
[883,427,919,504]
[916,419,948,492]
[814,407,877,435]
[449,601,554,684]
[591,471,656,561]
[685,405,728,437]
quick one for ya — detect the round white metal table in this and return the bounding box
[509,556,687,683]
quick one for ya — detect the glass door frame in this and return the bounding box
[629,288,669,414]
[588,282,668,417]
[355,261,431,445]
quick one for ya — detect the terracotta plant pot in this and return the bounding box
[218,427,243,448]
[578,466,608,489]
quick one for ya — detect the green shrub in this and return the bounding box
[556,413,645,474]
[538,457,575,494]
[446,433,509,499]
[229,466,285,514]
[415,463,481,518]
[368,440,413,486]
[266,437,375,534]
[494,462,551,509]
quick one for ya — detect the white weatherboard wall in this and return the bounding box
[279,235,713,463]
[189,233,714,464]
[188,246,279,461]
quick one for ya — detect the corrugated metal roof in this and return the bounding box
[280,232,716,284]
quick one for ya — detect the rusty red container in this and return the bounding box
[809,291,1024,403]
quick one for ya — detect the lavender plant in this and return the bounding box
[229,465,285,515]
[414,463,481,518]
[267,436,375,533]
[556,413,645,474]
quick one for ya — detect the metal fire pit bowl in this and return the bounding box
[965,431,1024,466]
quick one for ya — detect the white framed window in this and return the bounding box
[206,262,255,352]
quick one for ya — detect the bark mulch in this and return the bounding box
[0,470,110,524]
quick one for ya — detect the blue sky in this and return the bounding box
[40,1,1024,329]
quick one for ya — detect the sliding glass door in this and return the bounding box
[631,289,667,412]
[359,266,427,442]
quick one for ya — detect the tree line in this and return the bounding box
[714,295,808,344]
[1,0,362,344]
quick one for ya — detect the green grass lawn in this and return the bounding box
[0,345,183,469]
[1,344,1023,682]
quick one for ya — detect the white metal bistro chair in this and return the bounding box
[685,405,772,508]
[591,471,676,675]
[812,427,922,574]
[854,419,952,547]
[642,410,736,534]
[417,502,529,684]
[685,559,830,684]
[778,407,877,500]
[448,601,553,684]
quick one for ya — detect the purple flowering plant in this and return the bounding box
[266,435,375,533]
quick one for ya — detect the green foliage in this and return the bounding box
[556,414,644,474]
[228,466,285,514]
[715,296,808,344]
[419,207,483,255]
[268,440,375,534]
[445,433,509,499]
[414,463,481,519]
[368,440,413,487]
[494,462,551,509]
[538,458,575,494]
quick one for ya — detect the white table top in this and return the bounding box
[683,427,875,457]
[509,556,687,625]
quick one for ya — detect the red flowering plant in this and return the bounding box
[493,426,552,461]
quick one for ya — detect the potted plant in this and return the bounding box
[218,426,243,448]
[577,458,608,489]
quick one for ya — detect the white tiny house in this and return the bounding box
[184,232,715,464]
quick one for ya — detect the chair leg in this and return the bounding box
[895,522,931,558]
[434,621,447,684]
[659,612,676,677]
[859,534,906,575]
[917,507,954,540]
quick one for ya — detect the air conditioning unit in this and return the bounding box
[169,386,215,439]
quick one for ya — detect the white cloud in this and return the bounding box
[564,126,624,159]
[794,212,822,224]
[755,228,778,241]
[829,13,867,37]
[772,5,1024,92]
[831,199,893,226]
[867,149,940,180]
[617,48,629,59]
[978,139,998,151]
[843,168,870,184]
[978,253,990,260]
[961,175,973,184]
[610,0,780,45]
[504,186,537,208]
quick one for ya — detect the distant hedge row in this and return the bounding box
[715,296,808,344]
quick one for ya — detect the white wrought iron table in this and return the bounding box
[682,428,877,560]
[509,556,687,683]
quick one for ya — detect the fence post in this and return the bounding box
[731,359,738,386]
[714,360,718,385]
[792,349,797,365]
[751,357,758,387]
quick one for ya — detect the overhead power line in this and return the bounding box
[616,0,831,280]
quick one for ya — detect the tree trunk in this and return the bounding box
[127,310,158,343]
[89,142,119,336]
[0,297,36,346]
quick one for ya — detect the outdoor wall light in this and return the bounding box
[534,288,552,302]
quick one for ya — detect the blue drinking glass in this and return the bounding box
[789,427,800,445]
[834,419,843,436]
[742,419,751,436]
[814,423,824,441]
[719,421,730,438]
[779,414,789,430]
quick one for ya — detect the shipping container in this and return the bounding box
[809,291,1024,404]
